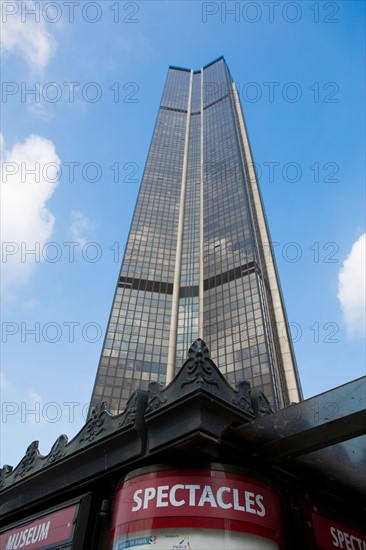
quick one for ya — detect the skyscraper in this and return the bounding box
[90,57,302,413]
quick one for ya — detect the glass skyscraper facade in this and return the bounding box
[90,57,302,413]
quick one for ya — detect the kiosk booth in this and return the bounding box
[1,341,365,549]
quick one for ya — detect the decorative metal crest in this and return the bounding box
[232,380,254,415]
[45,435,68,466]
[119,391,139,427]
[250,388,273,416]
[79,402,108,443]
[181,339,219,389]
[14,441,40,480]
[146,382,168,414]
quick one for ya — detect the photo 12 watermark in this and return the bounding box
[201,2,340,24]
[204,160,340,184]
[1,160,140,184]
[0,395,340,426]
[2,81,140,104]
[1,320,140,344]
[1,321,103,344]
[1,241,137,264]
[205,240,340,265]
[203,80,340,104]
[205,318,340,345]
[1,1,140,24]
[1,400,95,424]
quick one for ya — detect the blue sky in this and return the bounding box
[1,0,365,468]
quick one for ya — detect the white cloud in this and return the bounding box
[0,372,8,389]
[1,133,61,294]
[1,0,56,72]
[28,389,42,403]
[27,389,45,425]
[69,211,94,247]
[338,233,366,338]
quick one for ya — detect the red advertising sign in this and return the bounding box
[0,504,78,550]
[110,469,282,545]
[312,512,366,550]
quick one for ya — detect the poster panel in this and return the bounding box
[112,529,278,550]
[112,528,279,550]
[0,504,78,550]
[110,469,282,550]
[311,512,366,550]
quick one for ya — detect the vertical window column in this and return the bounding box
[166,70,194,383]
[199,68,204,339]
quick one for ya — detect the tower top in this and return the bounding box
[168,55,226,73]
